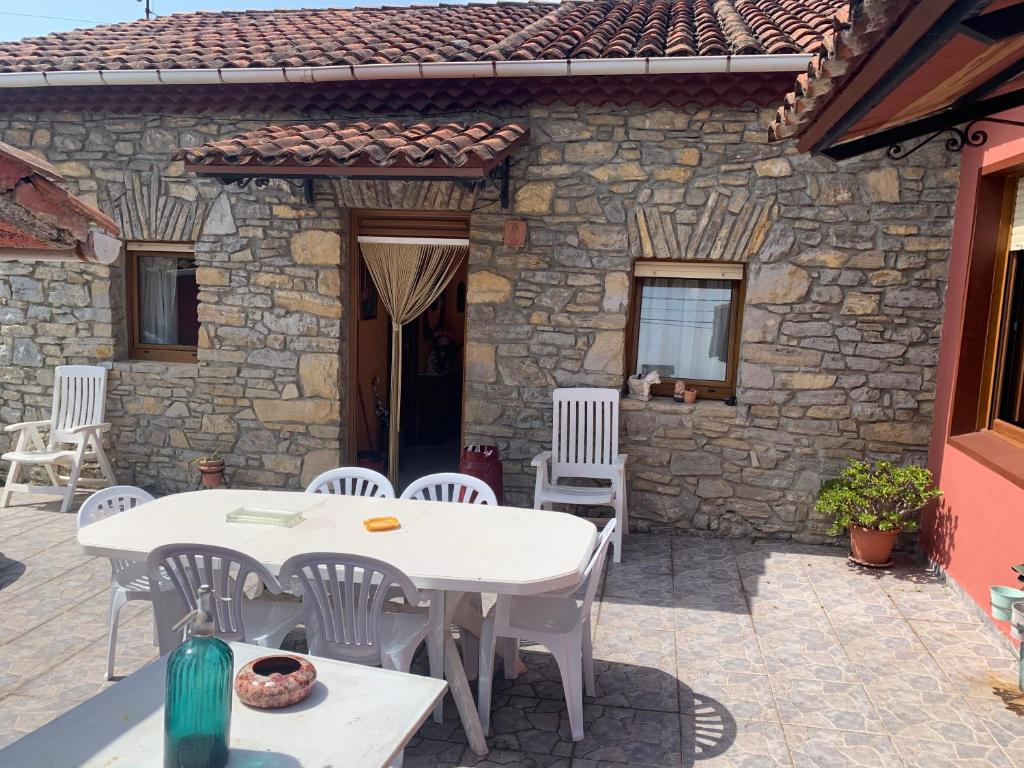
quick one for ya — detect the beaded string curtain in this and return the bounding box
[357,236,468,485]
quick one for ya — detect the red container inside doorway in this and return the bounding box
[458,445,503,505]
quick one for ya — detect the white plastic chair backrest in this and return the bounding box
[147,543,283,642]
[77,486,154,576]
[550,388,619,482]
[279,553,422,665]
[399,472,498,505]
[578,520,616,617]
[305,467,395,498]
[50,365,108,445]
[498,520,615,632]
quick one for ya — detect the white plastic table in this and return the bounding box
[0,641,446,768]
[77,490,598,755]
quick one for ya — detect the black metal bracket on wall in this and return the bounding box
[887,117,1024,160]
[217,176,315,204]
[461,157,512,209]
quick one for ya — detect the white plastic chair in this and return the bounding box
[279,552,429,674]
[305,467,395,498]
[77,485,171,680]
[147,543,301,653]
[1,365,116,513]
[477,520,616,742]
[532,388,627,561]
[400,472,498,505]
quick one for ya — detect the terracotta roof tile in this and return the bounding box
[176,121,530,173]
[769,0,912,142]
[0,1,848,74]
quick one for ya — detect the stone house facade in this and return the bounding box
[0,5,960,540]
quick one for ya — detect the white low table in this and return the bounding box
[77,490,598,756]
[0,642,446,768]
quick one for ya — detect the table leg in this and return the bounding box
[427,590,445,724]
[443,624,489,756]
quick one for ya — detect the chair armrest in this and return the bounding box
[4,420,49,433]
[531,451,552,468]
[613,454,627,468]
[67,422,111,436]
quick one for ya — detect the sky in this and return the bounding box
[0,1,459,41]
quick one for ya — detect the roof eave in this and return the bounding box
[0,54,813,90]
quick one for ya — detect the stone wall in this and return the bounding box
[0,99,959,539]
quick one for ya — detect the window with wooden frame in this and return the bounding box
[626,261,745,400]
[982,178,1024,443]
[125,242,199,362]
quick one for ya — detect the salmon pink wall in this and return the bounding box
[924,107,1024,642]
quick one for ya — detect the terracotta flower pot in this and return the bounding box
[198,459,226,489]
[849,525,899,567]
[683,389,698,404]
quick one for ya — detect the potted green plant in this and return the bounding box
[815,459,941,567]
[191,451,226,489]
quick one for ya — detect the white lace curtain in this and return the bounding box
[358,236,468,485]
[138,255,179,345]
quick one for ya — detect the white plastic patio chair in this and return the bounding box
[399,472,498,505]
[279,552,429,672]
[147,543,301,653]
[304,466,395,498]
[532,387,627,561]
[477,519,616,742]
[1,365,116,513]
[77,485,173,680]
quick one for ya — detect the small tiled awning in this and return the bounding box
[177,121,529,179]
[0,141,120,263]
[770,0,1024,159]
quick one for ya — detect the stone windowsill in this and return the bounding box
[109,359,200,377]
[620,393,740,416]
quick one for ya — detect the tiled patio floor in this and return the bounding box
[0,494,1022,767]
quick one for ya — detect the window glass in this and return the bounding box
[996,251,1024,427]
[134,253,199,348]
[635,277,733,382]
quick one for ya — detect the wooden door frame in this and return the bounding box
[346,209,472,465]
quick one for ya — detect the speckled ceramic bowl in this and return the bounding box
[235,655,317,709]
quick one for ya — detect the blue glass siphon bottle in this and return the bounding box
[164,584,233,768]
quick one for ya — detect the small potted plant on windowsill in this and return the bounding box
[191,451,226,489]
[815,459,941,567]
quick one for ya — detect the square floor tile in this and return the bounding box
[676,627,765,674]
[867,687,997,745]
[573,705,682,767]
[756,627,860,684]
[590,659,679,712]
[847,649,957,694]
[782,726,904,768]
[968,690,1024,764]
[771,678,884,734]
[891,737,1015,768]
[680,717,792,767]
[678,670,780,723]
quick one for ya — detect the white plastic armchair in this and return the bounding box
[1,365,116,513]
[77,485,167,680]
[478,520,615,741]
[279,552,429,672]
[147,543,301,654]
[532,387,627,561]
[400,472,498,505]
[305,467,395,498]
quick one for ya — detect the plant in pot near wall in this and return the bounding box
[191,451,226,489]
[815,459,941,567]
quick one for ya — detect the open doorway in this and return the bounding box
[349,211,469,492]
